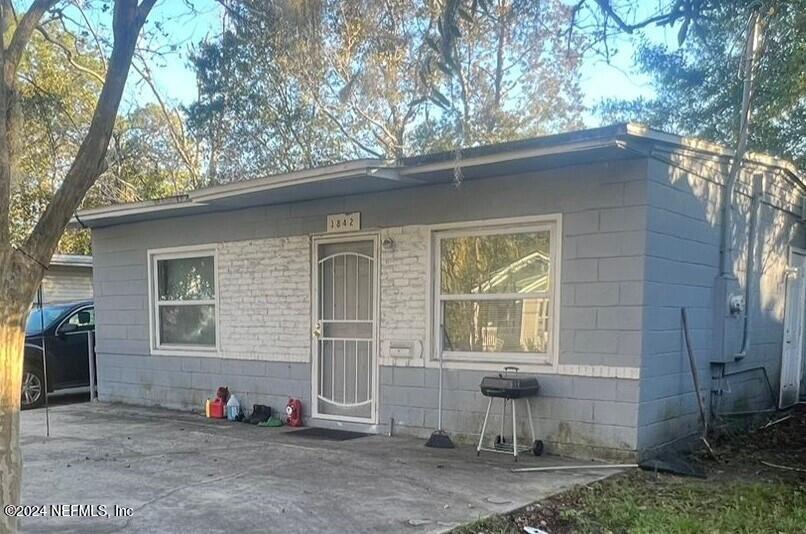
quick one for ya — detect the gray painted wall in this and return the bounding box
[638,155,804,451]
[91,151,803,458]
[93,158,648,460]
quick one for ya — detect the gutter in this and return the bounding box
[400,138,629,176]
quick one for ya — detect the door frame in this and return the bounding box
[310,232,380,424]
[780,246,806,408]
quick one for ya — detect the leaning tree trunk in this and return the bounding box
[0,2,156,532]
[0,251,42,534]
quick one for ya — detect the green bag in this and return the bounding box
[258,416,284,427]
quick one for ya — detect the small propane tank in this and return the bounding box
[226,394,240,421]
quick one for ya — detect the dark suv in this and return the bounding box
[23,300,95,409]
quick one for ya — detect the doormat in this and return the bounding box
[288,428,371,441]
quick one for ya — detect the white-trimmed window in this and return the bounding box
[149,247,218,353]
[433,218,559,364]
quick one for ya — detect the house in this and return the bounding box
[40,254,94,303]
[79,124,804,460]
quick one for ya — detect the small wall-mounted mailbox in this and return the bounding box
[383,340,423,359]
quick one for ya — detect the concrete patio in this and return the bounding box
[20,402,614,533]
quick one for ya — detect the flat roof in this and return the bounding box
[76,123,802,229]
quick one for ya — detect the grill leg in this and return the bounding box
[477,396,493,455]
[500,398,506,443]
[512,396,518,461]
[525,397,537,443]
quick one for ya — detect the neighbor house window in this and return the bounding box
[150,248,217,353]
[433,218,559,364]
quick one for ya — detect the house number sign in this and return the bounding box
[326,212,361,233]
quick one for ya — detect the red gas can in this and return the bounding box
[208,398,226,419]
[285,398,303,427]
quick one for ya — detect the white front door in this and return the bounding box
[312,236,378,423]
[780,248,806,408]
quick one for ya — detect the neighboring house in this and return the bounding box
[78,124,804,460]
[40,254,93,303]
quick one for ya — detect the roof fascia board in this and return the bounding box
[49,254,93,268]
[189,160,395,202]
[624,123,801,179]
[77,197,198,224]
[400,137,629,176]
[188,167,399,203]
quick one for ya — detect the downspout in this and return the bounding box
[718,6,762,280]
[710,4,766,417]
[734,173,765,359]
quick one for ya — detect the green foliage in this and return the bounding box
[187,0,584,179]
[598,0,805,169]
[13,25,199,255]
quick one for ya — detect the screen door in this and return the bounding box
[312,237,377,422]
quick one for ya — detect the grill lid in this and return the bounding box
[480,373,540,399]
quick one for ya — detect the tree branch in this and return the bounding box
[35,25,106,84]
[592,0,686,34]
[23,0,156,265]
[5,0,60,87]
[131,60,200,183]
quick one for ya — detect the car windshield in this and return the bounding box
[25,304,72,335]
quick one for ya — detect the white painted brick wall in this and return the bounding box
[218,236,311,362]
[214,228,431,366]
[379,226,429,366]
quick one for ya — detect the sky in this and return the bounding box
[122,0,675,127]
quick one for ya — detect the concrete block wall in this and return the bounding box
[379,367,639,460]
[93,157,650,459]
[97,353,311,415]
[639,155,803,451]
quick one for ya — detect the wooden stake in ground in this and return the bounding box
[0,2,157,533]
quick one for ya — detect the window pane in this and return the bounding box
[158,256,215,301]
[159,305,216,346]
[441,298,550,353]
[25,304,71,335]
[440,231,550,295]
[67,308,94,329]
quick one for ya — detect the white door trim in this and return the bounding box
[311,233,380,424]
[779,246,806,408]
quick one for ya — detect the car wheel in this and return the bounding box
[21,366,45,410]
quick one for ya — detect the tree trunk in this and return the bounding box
[0,3,157,532]
[0,251,42,534]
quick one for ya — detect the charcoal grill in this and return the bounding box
[476,366,543,460]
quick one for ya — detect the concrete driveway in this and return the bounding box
[20,402,612,533]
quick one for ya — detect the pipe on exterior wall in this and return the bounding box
[718,7,763,278]
[734,173,765,360]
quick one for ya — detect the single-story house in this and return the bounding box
[79,124,804,460]
[40,254,94,303]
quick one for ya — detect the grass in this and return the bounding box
[454,472,806,533]
[453,407,806,533]
[571,475,806,533]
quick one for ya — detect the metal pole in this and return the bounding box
[87,331,96,402]
[681,308,707,430]
[437,329,444,431]
[37,286,50,438]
